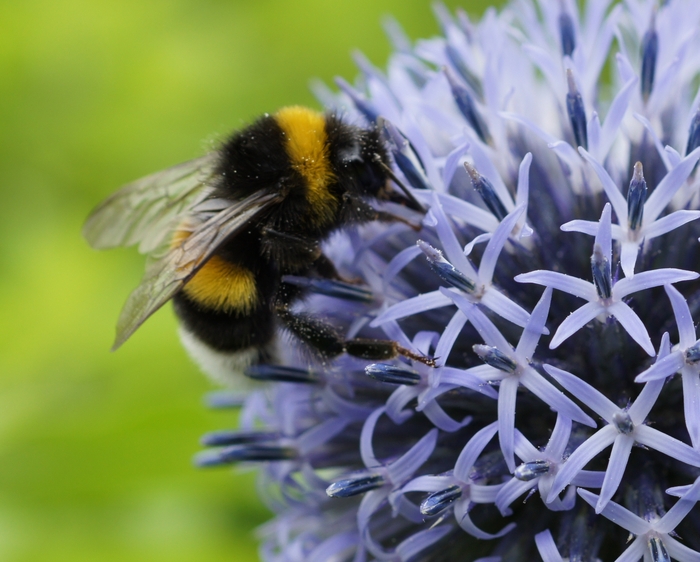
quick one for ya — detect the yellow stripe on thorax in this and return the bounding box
[172,229,258,314]
[275,106,337,226]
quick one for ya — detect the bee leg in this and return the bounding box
[340,193,422,232]
[260,227,322,269]
[275,304,436,367]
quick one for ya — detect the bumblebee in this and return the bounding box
[84,106,431,383]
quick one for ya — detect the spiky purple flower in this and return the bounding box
[200,2,700,560]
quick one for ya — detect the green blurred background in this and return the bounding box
[0,0,496,560]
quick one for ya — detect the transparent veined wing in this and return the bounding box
[83,153,219,254]
[112,189,281,350]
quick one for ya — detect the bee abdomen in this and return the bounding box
[181,256,258,314]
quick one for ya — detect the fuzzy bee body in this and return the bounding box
[85,106,430,383]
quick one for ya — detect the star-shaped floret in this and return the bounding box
[495,414,604,515]
[636,284,700,448]
[373,201,539,332]
[545,338,700,513]
[389,422,515,540]
[447,287,595,472]
[563,147,700,277]
[516,203,699,356]
[577,476,700,562]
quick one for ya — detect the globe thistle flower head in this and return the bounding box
[199,1,700,560]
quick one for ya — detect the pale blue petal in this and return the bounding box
[360,407,386,469]
[395,525,454,562]
[516,287,552,359]
[454,421,499,482]
[383,245,423,292]
[513,429,540,461]
[633,112,673,172]
[434,311,469,367]
[560,219,599,236]
[663,536,700,562]
[543,364,617,420]
[498,376,519,473]
[478,204,525,285]
[656,477,700,534]
[595,435,634,513]
[664,284,697,348]
[470,483,506,504]
[516,270,597,300]
[549,301,603,350]
[454,497,516,540]
[599,77,637,160]
[519,367,595,427]
[682,371,700,449]
[421,400,472,433]
[371,290,452,326]
[578,148,627,223]
[442,140,470,188]
[515,153,532,212]
[479,288,534,330]
[613,269,699,299]
[495,477,537,516]
[595,203,612,263]
[634,351,685,383]
[607,301,655,356]
[535,530,564,562]
[634,425,700,468]
[613,538,646,562]
[547,427,617,504]
[546,414,573,458]
[571,470,605,488]
[444,289,512,350]
[387,428,438,485]
[627,379,665,424]
[645,147,700,223]
[643,210,700,239]
[429,192,472,272]
[576,489,649,535]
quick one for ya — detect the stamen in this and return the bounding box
[200,429,279,447]
[566,69,588,150]
[335,77,379,123]
[591,244,612,299]
[640,13,658,102]
[558,10,576,57]
[326,474,385,498]
[612,411,635,435]
[194,445,297,467]
[444,68,491,143]
[685,343,700,364]
[245,364,319,384]
[417,240,476,293]
[365,363,422,385]
[282,275,374,303]
[473,344,517,373]
[380,119,431,190]
[420,485,463,516]
[463,161,508,220]
[627,162,647,231]
[685,110,700,155]
[514,460,551,481]
[648,537,671,562]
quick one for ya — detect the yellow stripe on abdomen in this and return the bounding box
[172,228,258,314]
[275,106,337,226]
[182,256,258,314]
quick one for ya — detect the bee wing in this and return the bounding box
[83,153,219,254]
[112,189,280,350]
